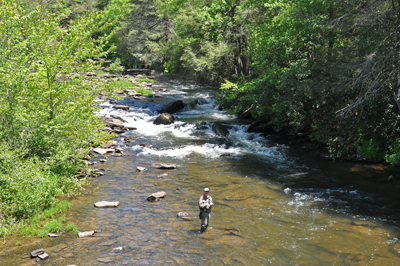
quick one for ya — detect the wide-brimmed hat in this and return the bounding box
[204,188,210,192]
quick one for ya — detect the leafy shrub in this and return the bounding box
[357,138,387,162]
[385,139,400,166]
[108,58,125,73]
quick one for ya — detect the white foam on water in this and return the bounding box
[130,141,288,161]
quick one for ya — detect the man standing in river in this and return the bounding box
[199,188,213,232]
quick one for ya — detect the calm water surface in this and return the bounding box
[1,75,400,265]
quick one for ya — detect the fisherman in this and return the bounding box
[199,187,213,232]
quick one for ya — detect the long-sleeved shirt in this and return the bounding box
[199,194,213,212]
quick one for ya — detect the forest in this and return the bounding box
[99,0,400,165]
[1,0,400,237]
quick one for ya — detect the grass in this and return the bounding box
[66,222,79,234]
[136,77,154,83]
[95,70,108,75]
[110,79,153,97]
[111,79,137,90]
[18,200,75,238]
[134,88,154,97]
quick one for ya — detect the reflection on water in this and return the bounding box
[1,76,400,265]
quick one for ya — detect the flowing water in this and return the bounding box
[2,75,400,265]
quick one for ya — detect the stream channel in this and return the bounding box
[2,74,400,265]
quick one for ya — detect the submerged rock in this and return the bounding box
[212,122,229,136]
[195,121,208,130]
[147,191,167,201]
[151,163,177,169]
[178,212,196,220]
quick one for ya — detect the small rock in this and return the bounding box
[94,201,120,208]
[154,94,162,98]
[92,148,115,155]
[147,191,167,201]
[112,153,123,157]
[113,128,126,134]
[151,163,177,169]
[113,105,129,110]
[31,248,45,258]
[195,121,208,130]
[38,253,49,260]
[100,159,107,163]
[137,166,147,172]
[111,246,124,252]
[158,173,168,178]
[115,147,125,153]
[48,233,60,237]
[78,231,95,238]
[153,113,175,125]
[110,115,127,122]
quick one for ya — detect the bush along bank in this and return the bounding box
[0,1,120,239]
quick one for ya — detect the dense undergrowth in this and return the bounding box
[0,0,118,238]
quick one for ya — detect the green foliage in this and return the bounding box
[0,0,116,237]
[108,58,125,73]
[357,139,387,162]
[385,139,400,166]
[163,61,176,74]
[66,222,80,234]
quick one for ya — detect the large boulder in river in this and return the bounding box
[158,100,184,114]
[247,120,274,133]
[213,122,229,137]
[154,113,175,125]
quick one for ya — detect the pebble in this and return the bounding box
[38,253,49,260]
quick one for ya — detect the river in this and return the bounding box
[1,75,400,265]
